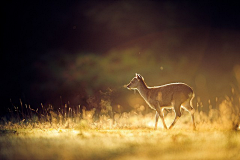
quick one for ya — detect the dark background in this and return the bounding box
[1,1,240,116]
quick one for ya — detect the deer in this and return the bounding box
[126,73,196,130]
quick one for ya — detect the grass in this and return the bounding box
[0,127,239,160]
[1,93,240,160]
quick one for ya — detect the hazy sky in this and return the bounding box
[2,1,240,111]
[3,1,239,54]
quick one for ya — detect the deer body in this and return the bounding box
[127,74,196,130]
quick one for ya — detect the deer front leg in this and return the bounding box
[156,105,167,129]
[169,116,180,129]
[169,103,181,129]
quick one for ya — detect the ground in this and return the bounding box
[1,127,239,160]
[1,104,240,160]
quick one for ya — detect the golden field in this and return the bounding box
[1,106,239,160]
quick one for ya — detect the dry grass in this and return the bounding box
[0,127,239,160]
[1,112,240,160]
[1,94,240,160]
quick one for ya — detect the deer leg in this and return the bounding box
[169,103,181,129]
[189,107,196,130]
[155,111,159,130]
[191,110,196,130]
[190,99,196,130]
[156,106,167,129]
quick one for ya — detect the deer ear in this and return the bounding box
[135,73,138,78]
[137,74,144,80]
[137,74,141,79]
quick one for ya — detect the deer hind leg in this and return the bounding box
[169,102,181,129]
[182,99,196,130]
[155,111,159,130]
[156,106,167,129]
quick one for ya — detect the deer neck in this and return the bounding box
[137,81,149,100]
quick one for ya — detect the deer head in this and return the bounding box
[126,73,144,89]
